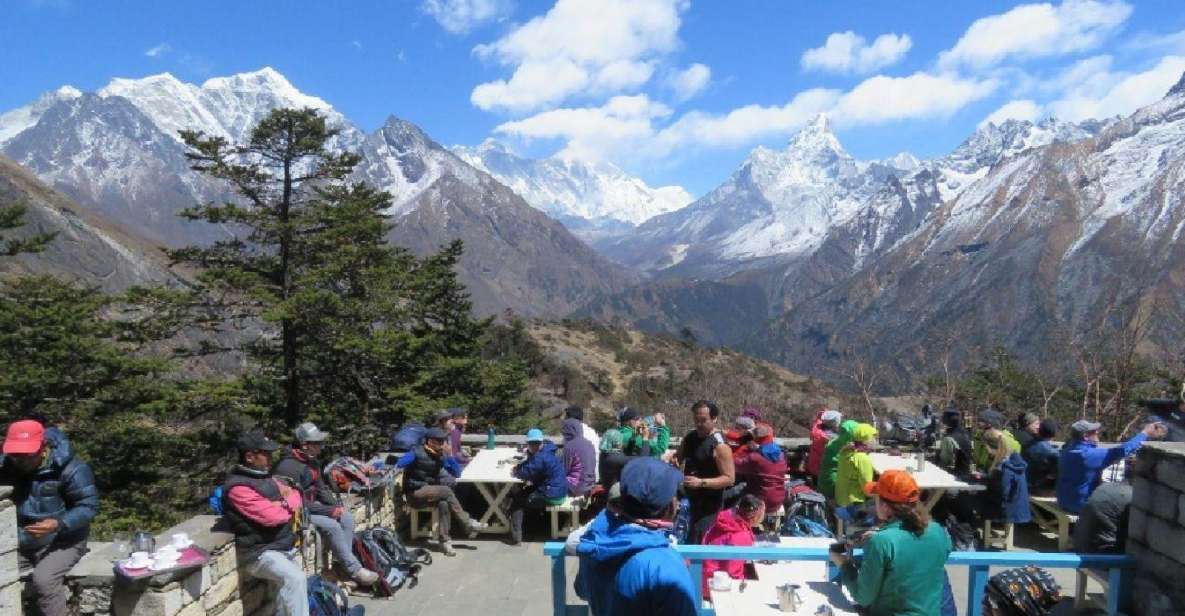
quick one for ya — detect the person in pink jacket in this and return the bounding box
[701,495,765,597]
[806,409,842,478]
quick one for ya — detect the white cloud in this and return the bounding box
[666,63,711,102]
[144,43,172,58]
[980,100,1044,127]
[422,0,514,35]
[939,0,1131,69]
[470,0,687,112]
[831,72,998,126]
[801,31,912,74]
[653,88,840,152]
[494,94,672,161]
[1047,55,1185,120]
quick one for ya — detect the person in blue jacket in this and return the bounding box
[509,428,568,544]
[570,457,697,616]
[1057,419,1165,513]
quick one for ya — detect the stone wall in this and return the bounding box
[0,482,398,616]
[1127,441,1185,616]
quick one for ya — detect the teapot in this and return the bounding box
[132,531,155,554]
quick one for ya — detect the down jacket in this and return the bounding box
[273,446,341,518]
[700,507,756,596]
[514,441,568,500]
[0,427,99,551]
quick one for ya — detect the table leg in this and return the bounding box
[922,489,946,513]
[475,482,516,533]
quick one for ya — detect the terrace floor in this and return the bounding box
[354,522,1113,616]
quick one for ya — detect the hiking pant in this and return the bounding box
[409,484,470,542]
[686,489,724,544]
[310,509,361,574]
[18,535,87,616]
[509,487,563,544]
[245,550,308,616]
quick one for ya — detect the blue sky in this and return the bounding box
[4,0,1185,196]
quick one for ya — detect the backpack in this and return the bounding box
[390,422,427,452]
[208,486,224,515]
[324,457,372,494]
[782,516,834,538]
[784,489,828,525]
[352,527,432,597]
[308,575,364,616]
[982,566,1062,616]
[879,409,938,446]
[944,516,980,552]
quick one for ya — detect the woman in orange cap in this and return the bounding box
[829,470,952,616]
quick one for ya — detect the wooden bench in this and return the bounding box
[1074,567,1109,609]
[407,505,440,540]
[547,496,587,539]
[981,519,1015,550]
[1029,495,1077,551]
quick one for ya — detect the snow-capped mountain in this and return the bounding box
[0,68,636,317]
[452,139,691,239]
[755,71,1185,385]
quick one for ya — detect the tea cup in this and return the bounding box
[170,533,192,549]
[125,551,152,569]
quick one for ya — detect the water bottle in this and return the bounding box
[486,427,496,450]
[916,436,927,471]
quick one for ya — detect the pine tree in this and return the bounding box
[0,200,55,256]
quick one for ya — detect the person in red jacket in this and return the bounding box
[701,495,765,597]
[807,409,842,478]
[734,425,788,513]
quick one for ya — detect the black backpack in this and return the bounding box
[308,575,363,616]
[944,515,981,551]
[352,527,432,597]
[982,566,1062,616]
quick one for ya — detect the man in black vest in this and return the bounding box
[222,430,307,616]
[273,422,378,586]
[402,427,485,556]
[672,400,734,544]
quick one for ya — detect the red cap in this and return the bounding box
[3,420,45,455]
[864,469,920,504]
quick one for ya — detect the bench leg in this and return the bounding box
[550,511,561,539]
[1004,523,1014,551]
[1059,518,1070,552]
[1075,570,1087,607]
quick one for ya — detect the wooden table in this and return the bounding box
[710,537,859,616]
[457,448,523,534]
[869,453,984,512]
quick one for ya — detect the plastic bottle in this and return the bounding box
[486,427,496,450]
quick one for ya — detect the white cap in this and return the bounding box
[295,422,329,443]
[821,410,842,423]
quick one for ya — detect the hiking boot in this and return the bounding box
[352,568,379,585]
[466,519,488,538]
[440,540,457,557]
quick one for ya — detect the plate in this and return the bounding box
[150,560,179,571]
[122,559,152,570]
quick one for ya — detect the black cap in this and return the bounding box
[237,429,280,452]
[448,407,469,418]
[425,427,449,441]
[432,410,454,425]
[564,406,584,421]
[619,407,640,423]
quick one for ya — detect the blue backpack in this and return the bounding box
[208,486,225,515]
[781,516,834,538]
[389,422,427,452]
[308,575,363,616]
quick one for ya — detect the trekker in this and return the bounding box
[807,409,842,478]
[1022,419,1059,494]
[1057,419,1165,513]
[571,457,697,616]
[222,430,307,616]
[734,424,787,512]
[977,430,1031,526]
[0,420,98,616]
[620,408,669,458]
[937,408,973,479]
[598,428,630,490]
[835,423,877,520]
[831,470,953,616]
[725,416,756,455]
[972,409,1020,473]
[447,407,470,466]
[273,423,378,586]
[509,428,568,544]
[402,427,486,556]
[701,494,764,598]
[561,418,596,497]
[673,400,735,544]
[818,419,858,499]
[1072,460,1133,554]
[565,406,600,478]
[1011,412,1040,452]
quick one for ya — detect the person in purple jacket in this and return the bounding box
[447,407,471,466]
[562,418,596,497]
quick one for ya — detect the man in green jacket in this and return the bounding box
[618,408,669,459]
[818,420,857,499]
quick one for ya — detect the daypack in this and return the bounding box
[982,566,1062,616]
[390,422,427,452]
[352,527,432,598]
[670,496,691,544]
[208,486,224,515]
[308,575,364,616]
[944,516,980,552]
[782,516,834,538]
[879,409,938,446]
[324,457,372,494]
[784,489,829,525]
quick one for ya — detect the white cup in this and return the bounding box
[155,545,179,558]
[126,551,151,568]
[711,570,732,592]
[171,533,191,549]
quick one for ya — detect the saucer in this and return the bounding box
[122,559,152,570]
[150,559,179,571]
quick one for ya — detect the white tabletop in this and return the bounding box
[710,537,859,616]
[457,448,523,484]
[868,452,981,491]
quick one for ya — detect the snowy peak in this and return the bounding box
[1168,70,1185,97]
[450,140,691,228]
[787,113,846,158]
[0,85,82,145]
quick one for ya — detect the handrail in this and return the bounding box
[543,542,1134,616]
